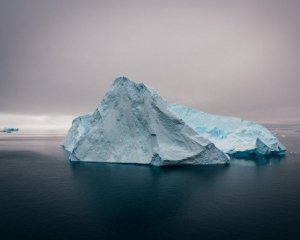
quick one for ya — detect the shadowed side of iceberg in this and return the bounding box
[63,77,229,166]
[169,103,286,157]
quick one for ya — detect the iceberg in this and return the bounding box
[63,77,229,166]
[170,104,286,157]
[0,127,19,133]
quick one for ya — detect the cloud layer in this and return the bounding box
[1,0,299,125]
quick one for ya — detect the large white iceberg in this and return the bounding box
[170,104,286,157]
[63,77,229,166]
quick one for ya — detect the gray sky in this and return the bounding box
[0,0,299,128]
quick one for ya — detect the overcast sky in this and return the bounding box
[0,0,299,128]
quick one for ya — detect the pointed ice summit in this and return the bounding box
[63,77,229,166]
[170,104,286,157]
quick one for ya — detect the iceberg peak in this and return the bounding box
[110,76,150,96]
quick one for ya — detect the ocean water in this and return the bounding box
[0,127,300,240]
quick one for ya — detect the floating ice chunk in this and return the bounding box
[0,127,19,133]
[170,104,286,157]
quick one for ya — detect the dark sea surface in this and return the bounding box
[0,126,300,240]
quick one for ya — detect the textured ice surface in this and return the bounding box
[170,104,286,157]
[63,77,229,166]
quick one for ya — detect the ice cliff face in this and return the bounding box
[63,77,229,166]
[170,104,286,157]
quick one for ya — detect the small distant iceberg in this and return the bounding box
[170,104,286,157]
[0,127,19,133]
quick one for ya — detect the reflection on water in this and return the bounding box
[230,155,286,166]
[0,126,300,240]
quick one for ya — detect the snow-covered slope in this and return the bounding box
[170,104,286,157]
[63,77,229,166]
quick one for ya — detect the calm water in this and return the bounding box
[0,127,300,240]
